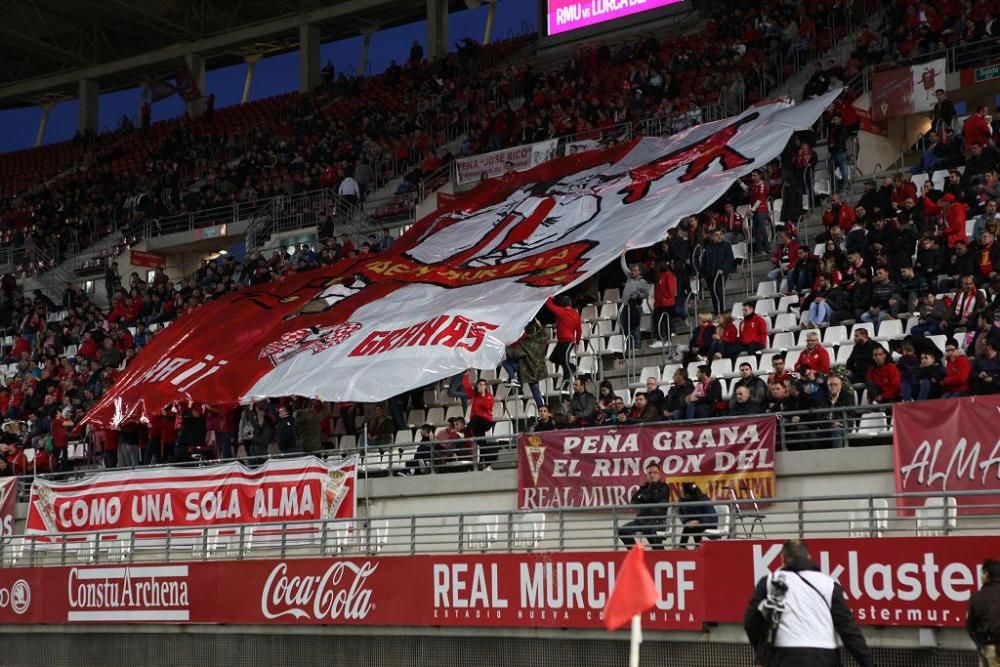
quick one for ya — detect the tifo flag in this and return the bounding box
[81,90,840,429]
[603,544,659,631]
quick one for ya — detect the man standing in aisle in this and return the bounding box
[744,540,874,667]
[968,559,1000,667]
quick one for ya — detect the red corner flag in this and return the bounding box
[603,543,659,631]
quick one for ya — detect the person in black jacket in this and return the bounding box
[745,540,874,667]
[967,559,1000,666]
[275,406,297,453]
[700,229,735,315]
[617,462,670,549]
[846,327,879,386]
[677,482,718,546]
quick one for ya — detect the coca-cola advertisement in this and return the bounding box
[893,394,1000,514]
[517,417,776,510]
[25,456,357,538]
[0,537,993,628]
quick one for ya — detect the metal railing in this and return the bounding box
[1,488,991,568]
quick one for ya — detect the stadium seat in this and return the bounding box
[915,497,958,537]
[703,504,731,539]
[855,412,891,438]
[513,512,546,550]
[848,498,889,538]
[875,319,903,341]
[823,325,848,346]
[464,515,500,552]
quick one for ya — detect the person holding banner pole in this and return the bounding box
[462,371,496,470]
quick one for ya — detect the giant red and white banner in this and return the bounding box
[893,394,1000,514]
[517,417,777,509]
[25,456,356,537]
[80,91,839,429]
[0,537,991,628]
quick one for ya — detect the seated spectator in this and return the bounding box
[533,405,557,432]
[767,353,792,386]
[971,230,1000,287]
[821,194,856,232]
[568,377,597,425]
[685,365,722,420]
[846,327,878,385]
[941,338,972,397]
[629,392,660,423]
[732,361,767,405]
[729,385,763,416]
[907,349,946,401]
[765,381,789,413]
[677,482,717,547]
[686,312,716,363]
[787,246,818,294]
[866,346,901,403]
[972,338,1000,395]
[795,332,831,375]
[861,266,900,323]
[665,368,693,420]
[643,377,665,413]
[949,274,986,331]
[403,424,436,475]
[896,341,920,397]
[709,313,739,359]
[817,375,855,448]
[734,302,769,357]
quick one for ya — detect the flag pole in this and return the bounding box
[629,614,642,667]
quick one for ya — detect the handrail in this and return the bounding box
[27,401,907,487]
[2,488,993,566]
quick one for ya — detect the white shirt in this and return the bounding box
[769,568,837,649]
[338,176,360,197]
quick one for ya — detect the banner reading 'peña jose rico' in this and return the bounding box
[25,456,356,538]
[893,394,1000,515]
[517,417,776,509]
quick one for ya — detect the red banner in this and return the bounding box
[517,417,776,509]
[25,456,356,537]
[0,478,15,539]
[130,250,166,269]
[0,537,991,628]
[894,395,1000,514]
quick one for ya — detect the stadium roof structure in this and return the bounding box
[0,0,475,109]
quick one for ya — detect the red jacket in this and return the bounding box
[795,345,831,374]
[964,113,991,151]
[941,355,971,394]
[719,322,739,345]
[822,204,857,232]
[772,240,801,269]
[738,314,769,347]
[463,375,495,423]
[545,296,582,343]
[866,362,901,401]
[943,204,969,249]
[655,271,677,308]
